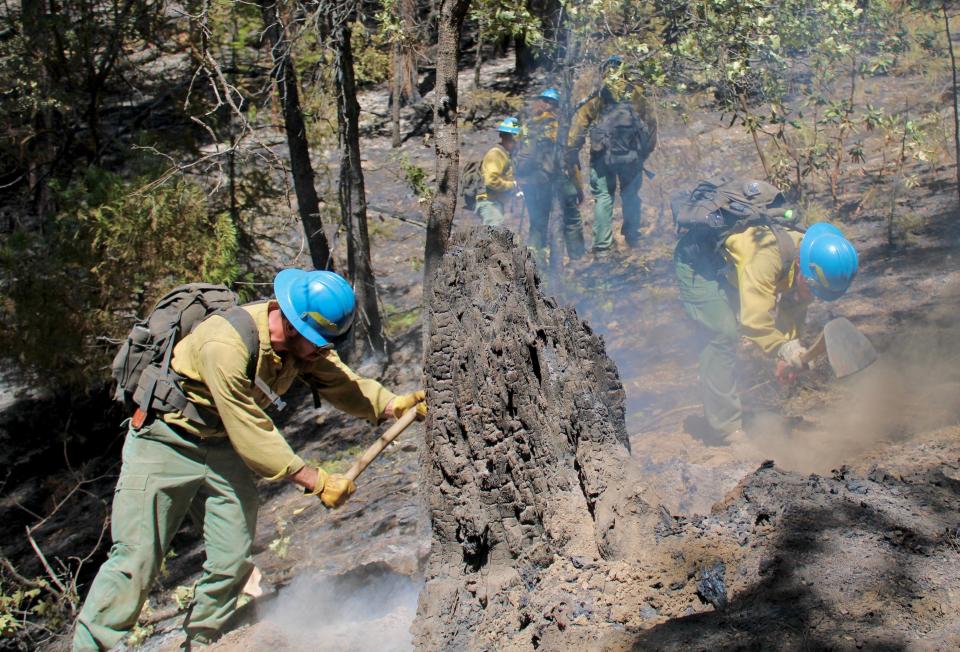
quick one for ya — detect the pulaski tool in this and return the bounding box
[345,407,419,482]
[801,317,878,378]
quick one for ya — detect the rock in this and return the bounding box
[695,562,728,610]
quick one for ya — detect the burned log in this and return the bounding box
[414,228,654,649]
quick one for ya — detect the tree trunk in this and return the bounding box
[944,3,960,204]
[473,25,483,88]
[332,15,387,362]
[399,0,420,104]
[21,0,54,228]
[260,0,334,271]
[423,0,472,349]
[414,228,652,648]
[515,30,534,79]
[391,41,403,148]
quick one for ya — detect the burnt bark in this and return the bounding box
[260,0,334,271]
[422,0,471,347]
[414,228,652,648]
[331,12,387,362]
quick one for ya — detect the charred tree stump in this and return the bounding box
[414,228,654,649]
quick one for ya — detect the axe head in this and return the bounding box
[823,317,878,378]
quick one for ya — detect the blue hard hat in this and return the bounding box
[538,88,561,103]
[274,269,356,347]
[496,117,521,135]
[799,222,858,301]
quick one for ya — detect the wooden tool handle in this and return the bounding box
[344,408,419,482]
[801,331,827,365]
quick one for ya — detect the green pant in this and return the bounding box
[475,198,505,227]
[523,178,586,263]
[675,234,742,434]
[589,161,643,251]
[73,419,258,651]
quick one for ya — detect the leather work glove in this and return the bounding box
[392,390,428,421]
[777,339,807,370]
[775,359,799,387]
[307,467,357,509]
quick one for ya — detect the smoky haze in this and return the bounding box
[219,568,422,651]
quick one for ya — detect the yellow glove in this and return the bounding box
[392,390,427,421]
[306,468,356,509]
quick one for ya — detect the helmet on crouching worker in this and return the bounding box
[798,222,858,301]
[274,269,356,347]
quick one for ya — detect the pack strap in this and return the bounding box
[137,306,264,427]
[771,226,798,275]
[221,306,259,383]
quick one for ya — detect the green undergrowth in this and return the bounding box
[0,168,244,391]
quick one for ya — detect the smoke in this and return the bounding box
[244,567,422,652]
[748,318,960,474]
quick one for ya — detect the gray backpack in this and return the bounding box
[591,101,652,167]
[671,177,803,266]
[111,284,259,428]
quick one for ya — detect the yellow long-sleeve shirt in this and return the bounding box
[568,85,658,155]
[164,300,396,479]
[479,144,515,201]
[723,226,809,354]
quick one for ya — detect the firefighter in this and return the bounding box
[73,269,427,651]
[514,88,586,266]
[676,217,858,440]
[568,55,658,256]
[475,117,521,227]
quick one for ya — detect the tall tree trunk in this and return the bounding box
[423,0,471,348]
[399,0,420,103]
[944,2,960,204]
[389,0,420,148]
[392,42,403,148]
[515,30,534,79]
[332,15,387,362]
[260,0,334,271]
[473,23,483,88]
[21,0,54,229]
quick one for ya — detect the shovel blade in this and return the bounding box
[823,317,878,378]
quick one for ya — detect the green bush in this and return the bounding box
[0,169,241,389]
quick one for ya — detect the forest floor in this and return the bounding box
[2,51,960,651]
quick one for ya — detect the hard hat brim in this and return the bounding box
[274,269,332,348]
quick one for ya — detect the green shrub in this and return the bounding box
[0,169,241,389]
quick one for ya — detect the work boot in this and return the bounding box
[683,415,727,445]
[591,248,614,265]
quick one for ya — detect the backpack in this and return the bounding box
[590,100,652,167]
[513,116,559,183]
[460,159,485,211]
[671,177,803,266]
[111,283,260,428]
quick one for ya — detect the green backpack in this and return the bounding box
[111,284,259,428]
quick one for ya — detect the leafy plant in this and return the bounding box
[0,170,242,390]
